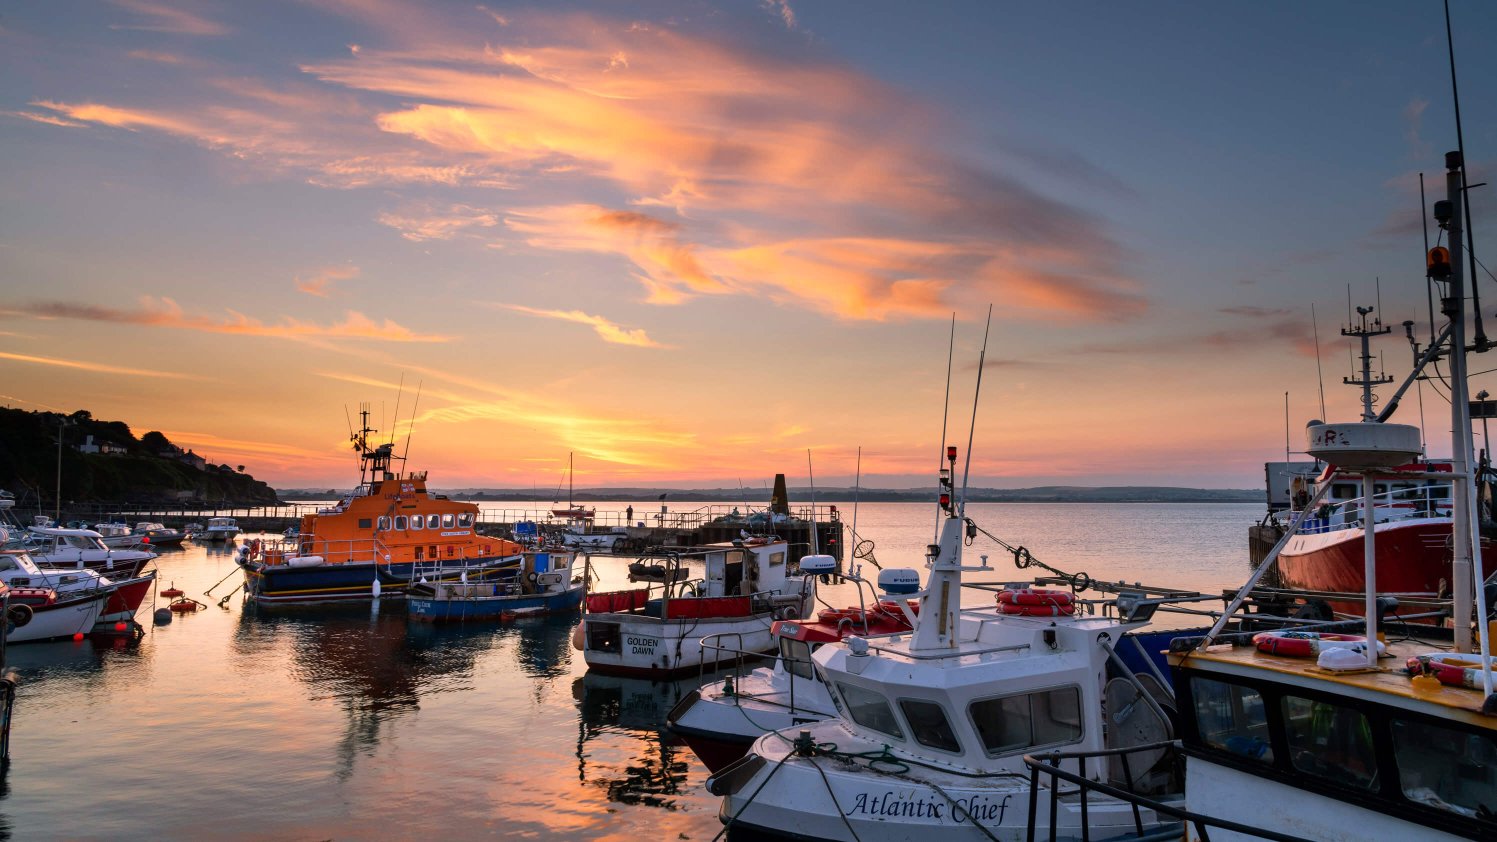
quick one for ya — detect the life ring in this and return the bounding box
[775,605,800,621]
[817,608,862,625]
[1252,630,1385,658]
[1406,653,1497,689]
[996,588,1076,616]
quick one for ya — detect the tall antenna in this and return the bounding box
[1445,0,1487,350]
[1311,303,1328,418]
[401,381,423,465]
[934,313,956,541]
[850,446,863,571]
[806,449,818,549]
[958,305,994,515]
[390,374,406,446]
[1284,392,1291,462]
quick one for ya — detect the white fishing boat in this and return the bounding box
[667,558,917,773]
[711,445,1184,841]
[558,519,626,551]
[196,516,239,542]
[91,521,145,549]
[575,538,815,678]
[23,526,156,576]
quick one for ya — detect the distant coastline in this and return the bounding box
[276,485,1262,504]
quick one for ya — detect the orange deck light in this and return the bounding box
[1428,246,1452,279]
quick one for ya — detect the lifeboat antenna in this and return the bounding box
[400,381,422,467]
[1343,306,1393,422]
[806,449,819,550]
[390,373,406,447]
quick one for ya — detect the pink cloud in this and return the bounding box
[9,297,449,342]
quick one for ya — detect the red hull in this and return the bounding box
[1278,521,1460,595]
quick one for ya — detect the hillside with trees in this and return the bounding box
[0,407,278,508]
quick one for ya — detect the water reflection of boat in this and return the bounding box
[573,672,703,809]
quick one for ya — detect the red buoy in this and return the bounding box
[73,632,85,641]
[161,587,184,598]
[114,622,128,632]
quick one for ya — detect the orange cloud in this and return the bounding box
[500,304,671,348]
[10,298,449,342]
[0,350,202,379]
[295,265,361,297]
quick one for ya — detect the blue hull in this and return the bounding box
[240,557,521,604]
[408,584,585,623]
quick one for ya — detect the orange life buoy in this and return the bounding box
[1406,653,1497,688]
[1253,631,1382,657]
[996,588,1076,616]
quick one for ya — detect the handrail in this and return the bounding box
[1023,741,1308,842]
[698,632,818,715]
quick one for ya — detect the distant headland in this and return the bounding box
[278,485,1261,504]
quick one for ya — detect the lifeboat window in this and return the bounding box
[442,514,454,528]
[778,638,816,680]
[898,699,961,753]
[1188,677,1273,763]
[427,514,440,529]
[411,517,423,531]
[414,546,423,560]
[358,518,373,529]
[377,516,391,531]
[395,516,408,530]
[429,545,438,559]
[1391,717,1497,819]
[969,686,1082,755]
[1281,695,1375,790]
[457,513,473,527]
[835,682,904,739]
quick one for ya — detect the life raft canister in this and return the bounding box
[1252,630,1385,657]
[1405,653,1497,689]
[996,588,1077,617]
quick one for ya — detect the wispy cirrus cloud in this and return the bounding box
[295,264,360,297]
[9,297,449,342]
[107,0,228,36]
[378,204,501,241]
[500,304,671,348]
[0,350,203,379]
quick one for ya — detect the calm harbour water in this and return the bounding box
[0,501,1260,840]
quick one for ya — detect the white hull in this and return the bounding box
[677,666,833,740]
[9,595,106,643]
[724,731,1172,842]
[583,613,778,677]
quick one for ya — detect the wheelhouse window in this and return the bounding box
[411,517,424,531]
[778,638,816,680]
[1391,717,1497,819]
[457,513,473,527]
[768,551,785,567]
[358,518,373,529]
[426,514,440,529]
[1189,677,1273,762]
[1282,695,1376,790]
[377,516,391,531]
[970,686,1082,755]
[394,516,408,530]
[835,683,904,739]
[442,514,454,528]
[899,699,961,753]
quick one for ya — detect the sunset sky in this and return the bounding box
[4,1,1497,491]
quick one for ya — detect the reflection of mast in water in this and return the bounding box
[572,672,699,809]
[234,606,487,780]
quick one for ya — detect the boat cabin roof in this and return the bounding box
[1171,641,1496,728]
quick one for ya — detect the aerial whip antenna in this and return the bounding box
[401,381,422,465]
[934,313,956,541]
[958,305,994,515]
[390,374,406,446]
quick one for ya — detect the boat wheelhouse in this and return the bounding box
[577,538,815,678]
[198,517,239,542]
[23,527,156,578]
[237,408,524,604]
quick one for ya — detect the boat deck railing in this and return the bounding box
[1022,741,1301,842]
[696,634,823,714]
[1289,481,1452,535]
